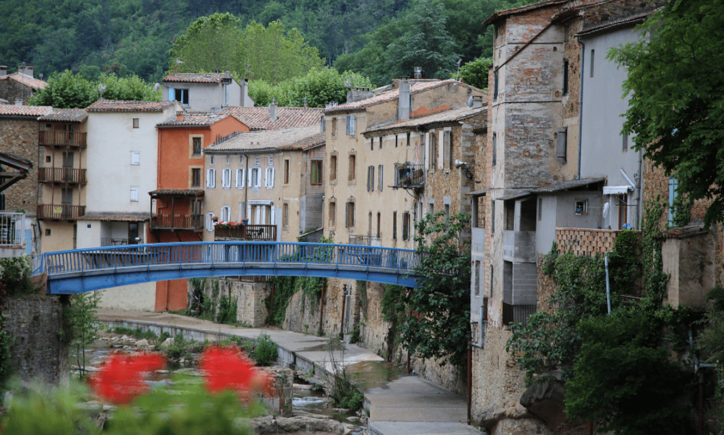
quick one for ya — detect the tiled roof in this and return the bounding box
[206,125,323,153]
[483,0,568,26]
[162,73,226,84]
[87,99,176,112]
[4,72,48,90]
[39,108,88,123]
[0,105,52,118]
[364,106,487,135]
[157,111,231,128]
[80,213,150,222]
[226,106,323,131]
[324,80,470,114]
[149,189,204,197]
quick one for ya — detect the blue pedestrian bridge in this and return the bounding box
[33,242,422,294]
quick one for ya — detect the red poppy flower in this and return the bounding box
[200,345,274,398]
[88,352,166,404]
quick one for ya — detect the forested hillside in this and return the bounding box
[2,0,525,85]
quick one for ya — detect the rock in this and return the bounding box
[136,339,150,348]
[519,370,567,428]
[160,337,174,347]
[252,415,347,434]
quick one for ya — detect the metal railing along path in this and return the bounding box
[33,241,421,294]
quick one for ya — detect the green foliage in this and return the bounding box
[112,326,159,341]
[170,13,244,75]
[699,287,724,363]
[252,333,277,366]
[670,189,692,228]
[393,212,471,367]
[249,68,372,107]
[186,279,238,325]
[67,292,101,377]
[565,309,694,435]
[162,333,204,369]
[326,338,364,412]
[0,314,13,386]
[0,256,35,296]
[455,57,492,89]
[610,0,724,226]
[29,70,160,108]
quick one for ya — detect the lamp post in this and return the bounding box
[339,284,348,340]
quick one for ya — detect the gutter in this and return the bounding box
[576,38,585,180]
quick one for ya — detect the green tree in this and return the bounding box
[249,68,372,107]
[396,212,471,367]
[98,73,161,101]
[611,0,724,226]
[170,12,244,75]
[29,70,97,108]
[67,292,101,377]
[456,57,492,89]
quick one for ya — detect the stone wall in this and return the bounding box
[3,294,69,384]
[189,278,270,327]
[0,118,38,215]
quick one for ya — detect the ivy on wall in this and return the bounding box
[187,278,238,325]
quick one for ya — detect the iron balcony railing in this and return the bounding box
[35,241,421,277]
[394,163,425,189]
[150,214,204,231]
[38,130,87,148]
[37,204,85,220]
[502,303,537,326]
[0,212,25,247]
[38,167,87,184]
[214,224,277,241]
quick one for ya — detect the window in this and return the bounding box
[429,132,437,169]
[191,137,202,156]
[668,178,678,225]
[474,261,481,295]
[249,167,260,187]
[402,212,410,241]
[443,130,452,170]
[346,115,356,135]
[130,151,140,166]
[236,168,245,188]
[556,128,567,162]
[130,186,139,202]
[429,201,434,216]
[392,211,397,240]
[221,205,231,222]
[321,116,326,132]
[378,165,383,191]
[367,165,375,192]
[132,118,139,129]
[395,135,398,148]
[368,211,372,237]
[445,204,450,217]
[170,88,189,105]
[221,168,231,188]
[331,118,336,137]
[191,168,201,187]
[284,159,290,184]
[492,133,497,166]
[493,70,499,100]
[406,132,411,146]
[206,168,216,188]
[622,134,628,152]
[376,212,381,238]
[46,155,51,163]
[283,203,289,227]
[330,155,337,181]
[264,167,275,188]
[310,160,323,185]
[562,59,569,96]
[329,201,336,226]
[490,265,494,299]
[206,212,214,232]
[491,201,496,235]
[345,201,355,228]
[590,49,595,78]
[45,228,51,236]
[348,155,356,181]
[370,138,374,151]
[379,137,382,149]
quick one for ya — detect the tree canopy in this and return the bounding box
[249,68,372,107]
[612,0,724,226]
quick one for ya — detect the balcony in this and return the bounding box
[214,224,277,241]
[393,163,424,190]
[0,212,25,247]
[38,130,87,148]
[348,235,381,246]
[37,204,85,220]
[502,230,536,262]
[38,167,87,185]
[150,214,203,232]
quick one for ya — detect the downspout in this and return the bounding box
[576,38,586,180]
[244,154,249,221]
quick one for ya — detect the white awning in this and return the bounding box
[603,185,633,195]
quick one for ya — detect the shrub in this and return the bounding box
[252,333,277,366]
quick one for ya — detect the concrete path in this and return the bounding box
[97,310,481,435]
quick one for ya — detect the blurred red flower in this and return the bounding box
[200,345,273,398]
[88,352,166,404]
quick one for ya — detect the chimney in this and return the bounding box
[221,70,232,85]
[471,95,484,108]
[241,79,251,107]
[413,66,422,79]
[268,98,277,121]
[0,66,6,78]
[397,80,411,121]
[176,111,184,121]
[18,64,33,77]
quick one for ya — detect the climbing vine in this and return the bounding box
[186,278,238,325]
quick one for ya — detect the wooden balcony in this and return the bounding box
[38,130,87,148]
[38,167,87,185]
[37,204,85,220]
[150,214,203,232]
[214,224,277,241]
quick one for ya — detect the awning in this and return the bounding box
[603,185,632,195]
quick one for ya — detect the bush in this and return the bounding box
[252,333,277,366]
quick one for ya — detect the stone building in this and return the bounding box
[162,72,254,111]
[0,65,47,105]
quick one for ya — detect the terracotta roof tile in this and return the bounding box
[157,111,231,128]
[206,125,323,153]
[0,105,52,118]
[87,99,176,112]
[324,80,472,114]
[7,72,47,90]
[162,73,226,84]
[39,108,88,123]
[226,106,323,130]
[364,106,487,135]
[483,0,568,26]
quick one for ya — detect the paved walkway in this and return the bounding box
[97,310,481,435]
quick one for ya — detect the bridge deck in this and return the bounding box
[34,242,421,294]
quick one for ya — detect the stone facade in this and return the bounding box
[189,277,270,327]
[0,118,39,215]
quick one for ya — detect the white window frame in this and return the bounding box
[265,167,275,189]
[130,151,140,166]
[220,205,231,223]
[222,168,231,189]
[249,167,260,188]
[236,168,245,188]
[206,168,216,188]
[130,186,139,202]
[206,212,214,232]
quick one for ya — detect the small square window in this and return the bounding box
[132,118,139,128]
[45,229,51,236]
[191,168,201,187]
[130,151,140,166]
[45,155,51,163]
[130,186,139,202]
[192,137,202,156]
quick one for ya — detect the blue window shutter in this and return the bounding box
[668,178,678,225]
[168,88,175,101]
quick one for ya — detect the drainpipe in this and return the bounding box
[244,154,249,221]
[576,39,586,180]
[467,340,472,425]
[604,251,611,314]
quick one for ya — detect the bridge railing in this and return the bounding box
[34,242,421,277]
